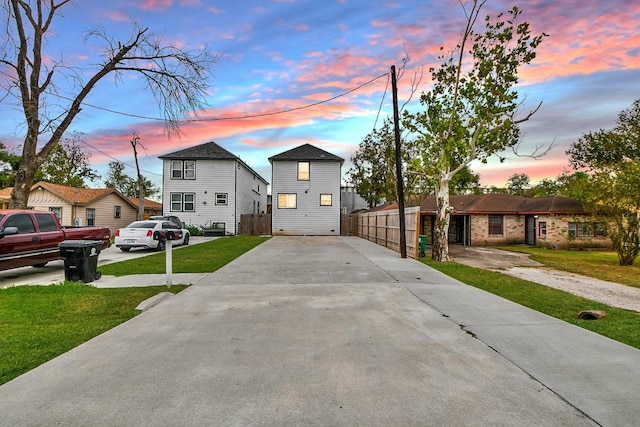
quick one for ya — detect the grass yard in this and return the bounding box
[497,246,640,288]
[0,235,270,386]
[100,235,269,276]
[0,283,188,385]
[421,258,640,350]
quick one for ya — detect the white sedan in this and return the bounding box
[114,220,190,252]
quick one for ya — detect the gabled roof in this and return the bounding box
[31,182,137,208]
[0,187,12,200]
[128,197,163,210]
[268,143,344,164]
[158,141,238,160]
[157,140,269,184]
[420,193,585,215]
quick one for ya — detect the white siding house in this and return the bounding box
[269,144,343,235]
[158,141,268,234]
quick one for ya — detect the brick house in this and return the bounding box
[419,193,610,249]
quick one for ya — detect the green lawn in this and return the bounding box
[0,235,270,386]
[0,283,188,385]
[420,258,640,349]
[496,246,640,288]
[100,235,269,276]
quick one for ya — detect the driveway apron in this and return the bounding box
[1,236,636,426]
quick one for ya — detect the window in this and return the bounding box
[184,160,196,179]
[320,194,332,206]
[297,161,310,181]
[538,221,547,238]
[114,205,121,218]
[36,213,58,232]
[49,207,62,219]
[171,160,196,180]
[278,193,297,209]
[215,193,228,206]
[170,192,196,212]
[568,222,606,238]
[488,215,503,236]
[86,208,95,226]
[5,214,35,233]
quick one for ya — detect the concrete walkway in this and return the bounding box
[1,236,639,426]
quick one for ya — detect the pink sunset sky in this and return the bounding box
[1,0,638,194]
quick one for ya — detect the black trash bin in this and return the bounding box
[59,240,103,283]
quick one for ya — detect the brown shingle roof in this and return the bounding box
[129,197,162,210]
[420,193,585,215]
[0,187,12,200]
[32,182,136,207]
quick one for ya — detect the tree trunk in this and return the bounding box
[432,178,451,262]
[8,161,38,209]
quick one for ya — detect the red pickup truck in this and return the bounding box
[0,210,111,271]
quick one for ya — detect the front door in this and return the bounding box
[525,215,536,245]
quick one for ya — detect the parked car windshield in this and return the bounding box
[127,221,158,229]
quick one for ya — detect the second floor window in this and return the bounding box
[297,161,309,181]
[171,160,196,179]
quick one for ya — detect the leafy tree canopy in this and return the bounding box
[104,161,159,199]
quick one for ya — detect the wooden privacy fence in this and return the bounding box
[239,213,271,235]
[355,206,421,258]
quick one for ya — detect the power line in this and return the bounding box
[78,136,162,177]
[45,72,390,123]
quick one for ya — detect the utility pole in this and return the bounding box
[391,65,407,258]
[130,133,145,221]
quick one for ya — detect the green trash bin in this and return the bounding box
[418,235,427,257]
[59,240,102,283]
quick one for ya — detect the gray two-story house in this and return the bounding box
[269,144,343,235]
[159,141,268,234]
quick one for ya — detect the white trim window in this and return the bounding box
[114,205,121,218]
[320,194,332,206]
[215,193,228,206]
[86,208,95,226]
[278,193,297,209]
[171,160,196,180]
[49,207,62,219]
[171,192,196,212]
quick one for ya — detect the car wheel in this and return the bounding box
[156,240,166,252]
[183,233,190,245]
[120,247,131,252]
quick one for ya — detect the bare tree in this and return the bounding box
[0,0,217,208]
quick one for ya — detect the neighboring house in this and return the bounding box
[269,143,344,236]
[158,141,268,234]
[419,193,610,248]
[129,197,163,218]
[24,181,140,233]
[341,186,369,214]
[0,187,11,209]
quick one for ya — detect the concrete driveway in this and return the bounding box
[1,236,639,426]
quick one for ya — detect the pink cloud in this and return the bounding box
[107,11,130,22]
[295,24,309,31]
[208,7,223,14]
[137,0,173,12]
